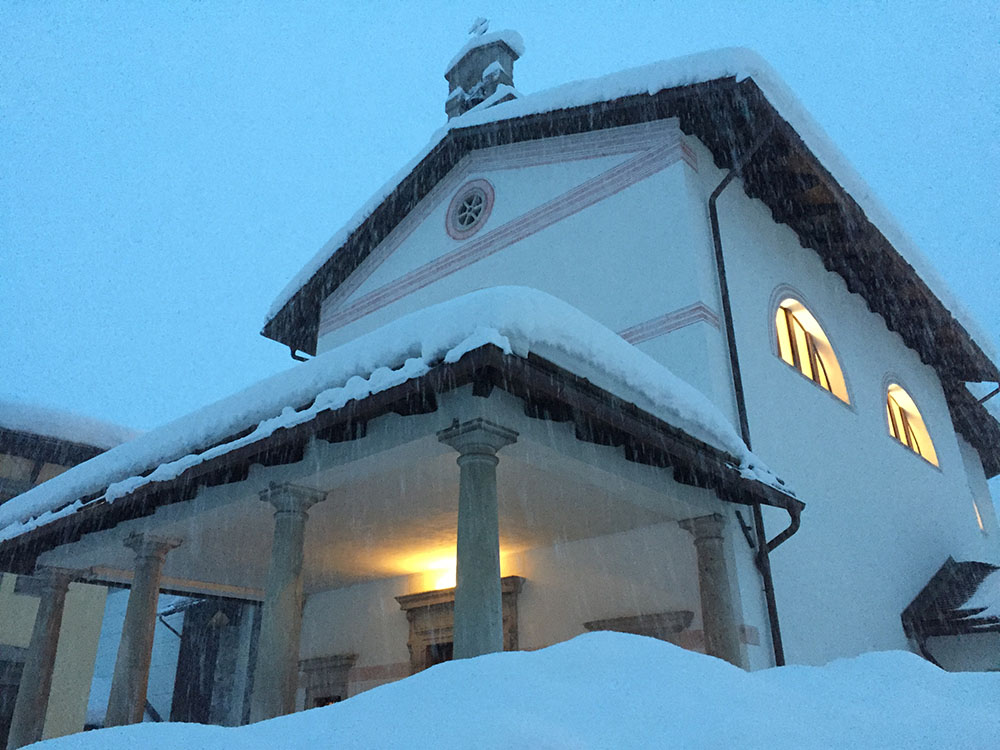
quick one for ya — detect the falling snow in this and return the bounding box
[0,287,786,544]
[266,47,999,372]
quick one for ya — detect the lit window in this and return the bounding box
[886,384,938,465]
[775,298,849,403]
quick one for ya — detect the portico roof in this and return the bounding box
[0,287,799,576]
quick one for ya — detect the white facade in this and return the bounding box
[307,116,999,670]
[4,46,998,743]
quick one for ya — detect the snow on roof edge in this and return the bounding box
[961,568,1000,622]
[263,46,997,372]
[1,287,785,544]
[0,400,140,451]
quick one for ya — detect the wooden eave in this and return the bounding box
[0,344,798,575]
[260,75,999,474]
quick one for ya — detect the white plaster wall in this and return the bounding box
[507,522,701,650]
[305,120,999,670]
[689,135,1000,665]
[297,519,774,695]
[315,125,734,416]
[322,166,703,345]
[299,576,412,698]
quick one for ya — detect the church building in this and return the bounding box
[1,27,998,746]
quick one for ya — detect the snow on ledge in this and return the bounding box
[962,568,1000,623]
[444,29,525,75]
[0,287,785,544]
[0,399,140,451]
[264,46,998,371]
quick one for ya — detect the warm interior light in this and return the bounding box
[973,500,986,532]
[396,547,518,593]
[395,550,457,591]
[428,558,457,590]
[775,298,849,403]
[886,383,938,466]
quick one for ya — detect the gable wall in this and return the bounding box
[315,121,738,424]
[691,135,1000,665]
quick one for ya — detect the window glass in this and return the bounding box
[886,384,938,465]
[774,298,850,403]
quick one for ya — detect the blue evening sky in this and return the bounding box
[2,3,997,453]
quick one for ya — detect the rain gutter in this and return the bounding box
[708,122,800,667]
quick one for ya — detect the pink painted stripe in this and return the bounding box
[319,123,696,332]
[618,303,721,345]
[323,141,686,334]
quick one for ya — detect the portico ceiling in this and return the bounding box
[36,420,714,599]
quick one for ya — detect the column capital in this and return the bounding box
[438,418,518,456]
[124,533,183,561]
[259,483,327,515]
[679,513,725,541]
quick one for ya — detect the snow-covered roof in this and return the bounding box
[0,399,140,451]
[264,47,998,372]
[445,29,525,75]
[961,568,1000,623]
[0,287,785,544]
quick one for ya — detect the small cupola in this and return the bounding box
[444,19,524,119]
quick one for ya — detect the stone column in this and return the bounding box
[106,533,182,727]
[679,513,742,666]
[249,484,326,723]
[438,418,518,660]
[6,568,73,750]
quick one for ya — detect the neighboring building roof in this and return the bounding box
[261,46,998,402]
[0,287,797,568]
[0,400,139,452]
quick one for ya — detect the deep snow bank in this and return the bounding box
[36,632,1000,749]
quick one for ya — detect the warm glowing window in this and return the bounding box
[775,298,849,403]
[886,384,938,465]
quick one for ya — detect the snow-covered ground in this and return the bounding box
[36,632,1000,749]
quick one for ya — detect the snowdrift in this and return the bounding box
[35,632,1000,749]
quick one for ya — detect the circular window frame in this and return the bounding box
[446,179,495,240]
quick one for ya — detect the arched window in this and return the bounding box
[774,298,849,403]
[886,384,938,465]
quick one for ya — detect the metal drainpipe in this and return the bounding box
[978,385,1000,404]
[707,125,797,667]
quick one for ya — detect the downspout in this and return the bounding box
[708,123,798,666]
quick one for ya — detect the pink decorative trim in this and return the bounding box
[322,139,688,334]
[318,121,696,333]
[617,303,721,345]
[445,179,495,240]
